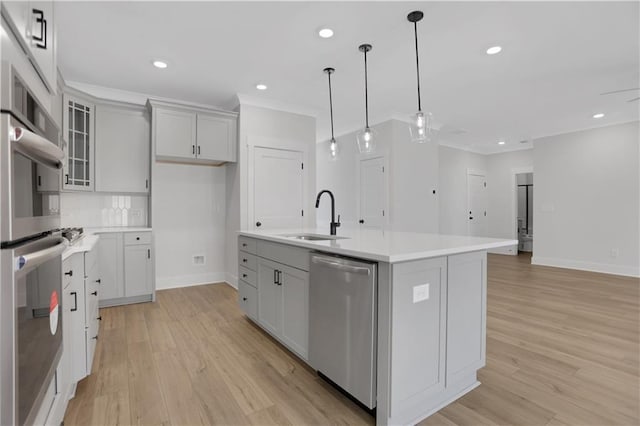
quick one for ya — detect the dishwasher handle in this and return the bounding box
[311,256,371,275]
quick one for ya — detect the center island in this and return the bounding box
[236,228,516,426]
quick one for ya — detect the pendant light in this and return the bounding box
[324,67,339,161]
[407,10,435,144]
[356,44,376,153]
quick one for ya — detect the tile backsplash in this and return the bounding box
[60,193,148,228]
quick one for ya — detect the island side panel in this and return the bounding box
[446,250,487,385]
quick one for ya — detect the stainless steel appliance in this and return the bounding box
[309,253,377,409]
[1,65,65,425]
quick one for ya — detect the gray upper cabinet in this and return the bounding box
[149,100,237,165]
[62,93,95,191]
[1,0,57,93]
[95,104,150,193]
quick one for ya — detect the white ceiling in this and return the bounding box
[56,1,639,153]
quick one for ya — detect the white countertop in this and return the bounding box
[62,234,100,261]
[239,228,517,263]
[85,227,152,234]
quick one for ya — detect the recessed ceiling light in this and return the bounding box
[592,113,605,119]
[486,46,502,55]
[318,28,334,38]
[256,84,267,90]
[152,60,168,69]
[498,140,506,145]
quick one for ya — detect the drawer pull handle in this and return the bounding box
[242,258,247,263]
[97,316,102,321]
[136,237,140,240]
[91,291,98,296]
[242,273,248,278]
[92,335,98,340]
[95,279,101,284]
[242,297,247,301]
[242,243,247,247]
[64,270,73,276]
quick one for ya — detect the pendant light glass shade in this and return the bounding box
[356,126,377,153]
[357,44,375,154]
[407,11,436,144]
[409,111,436,143]
[324,67,340,161]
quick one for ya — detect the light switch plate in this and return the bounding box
[413,283,429,303]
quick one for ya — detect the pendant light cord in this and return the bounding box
[364,48,370,128]
[328,71,335,140]
[414,21,422,112]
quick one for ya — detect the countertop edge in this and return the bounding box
[62,234,100,261]
[238,231,518,263]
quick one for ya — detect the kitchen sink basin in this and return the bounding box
[280,233,348,241]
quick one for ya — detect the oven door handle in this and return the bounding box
[15,237,67,273]
[11,125,64,170]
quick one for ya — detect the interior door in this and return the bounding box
[467,173,487,237]
[253,147,304,229]
[359,157,386,229]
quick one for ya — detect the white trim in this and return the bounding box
[156,272,227,290]
[531,257,640,278]
[466,168,486,177]
[511,167,534,241]
[234,93,319,118]
[225,272,238,289]
[488,245,518,256]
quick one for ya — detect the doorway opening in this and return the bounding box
[516,172,533,253]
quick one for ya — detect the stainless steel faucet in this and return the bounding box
[315,190,341,235]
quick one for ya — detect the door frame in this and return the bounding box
[247,137,308,231]
[511,166,534,241]
[466,169,487,236]
[356,155,390,230]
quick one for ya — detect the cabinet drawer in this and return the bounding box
[256,240,310,271]
[124,232,152,246]
[238,252,257,271]
[238,236,257,254]
[238,266,257,288]
[238,280,257,320]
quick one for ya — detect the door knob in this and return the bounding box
[256,221,262,227]
[469,217,473,220]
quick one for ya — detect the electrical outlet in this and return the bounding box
[610,248,619,258]
[413,283,429,303]
[193,255,205,265]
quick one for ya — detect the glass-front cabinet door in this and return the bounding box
[62,94,95,191]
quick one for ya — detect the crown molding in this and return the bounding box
[233,93,319,118]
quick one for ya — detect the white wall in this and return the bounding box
[225,104,316,287]
[486,150,534,239]
[532,121,639,277]
[153,162,227,289]
[438,146,487,235]
[315,119,439,233]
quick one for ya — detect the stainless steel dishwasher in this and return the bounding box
[309,252,377,409]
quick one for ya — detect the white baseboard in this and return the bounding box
[531,256,640,278]
[225,272,238,289]
[156,272,227,290]
[488,244,518,256]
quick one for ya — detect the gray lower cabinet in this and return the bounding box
[238,237,309,360]
[446,251,486,386]
[97,231,154,307]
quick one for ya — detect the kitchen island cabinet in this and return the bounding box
[238,229,515,426]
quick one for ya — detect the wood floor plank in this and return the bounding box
[65,253,639,426]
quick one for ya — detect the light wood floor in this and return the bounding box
[64,253,639,426]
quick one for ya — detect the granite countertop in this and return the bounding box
[239,228,517,263]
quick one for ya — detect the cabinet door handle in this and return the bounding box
[242,297,247,301]
[273,269,277,284]
[148,249,150,259]
[192,145,195,155]
[242,258,247,263]
[242,243,247,247]
[92,335,98,340]
[197,145,201,155]
[70,292,77,312]
[64,270,73,276]
[91,291,98,296]
[276,270,282,286]
[37,175,42,186]
[145,179,149,189]
[95,279,101,284]
[242,273,247,278]
[65,174,69,185]
[97,316,102,321]
[256,221,262,227]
